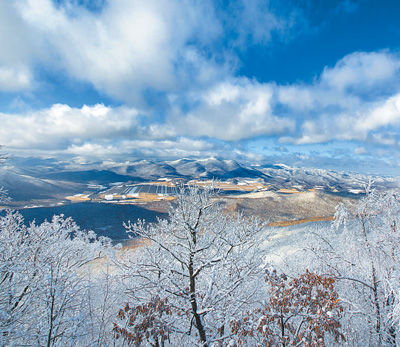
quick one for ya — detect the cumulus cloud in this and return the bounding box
[292,92,400,145]
[0,1,42,91]
[279,52,400,113]
[320,51,400,93]
[1,0,400,178]
[3,50,400,160]
[0,102,226,160]
[170,78,295,141]
[0,0,291,101]
[171,52,400,145]
[276,51,400,144]
[20,0,213,100]
[0,0,222,98]
[0,104,142,149]
[4,0,400,172]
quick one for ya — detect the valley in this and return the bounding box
[1,157,398,242]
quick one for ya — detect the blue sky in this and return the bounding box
[1,0,400,174]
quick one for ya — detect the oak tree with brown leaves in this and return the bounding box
[113,296,173,347]
[231,270,345,346]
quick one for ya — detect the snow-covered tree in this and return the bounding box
[0,210,114,346]
[307,189,400,345]
[118,185,268,346]
[0,146,10,205]
[0,187,8,204]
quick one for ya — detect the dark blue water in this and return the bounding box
[6,202,167,242]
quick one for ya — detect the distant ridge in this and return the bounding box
[2,157,400,203]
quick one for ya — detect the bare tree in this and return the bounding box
[118,185,268,346]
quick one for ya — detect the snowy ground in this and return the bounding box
[262,221,331,269]
[85,219,332,278]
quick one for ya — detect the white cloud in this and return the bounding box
[169,52,400,144]
[292,92,400,144]
[278,86,314,111]
[6,0,400,170]
[357,93,400,132]
[321,51,400,92]
[0,0,302,167]
[278,52,400,113]
[0,0,292,100]
[66,143,117,158]
[4,51,400,157]
[0,1,43,91]
[228,0,282,45]
[0,67,32,92]
[1,0,228,101]
[171,78,295,141]
[275,51,400,145]
[0,104,141,149]
[66,137,219,160]
[371,133,397,146]
[0,102,225,159]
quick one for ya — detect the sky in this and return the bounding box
[1,0,400,175]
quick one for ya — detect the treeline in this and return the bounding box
[1,186,400,346]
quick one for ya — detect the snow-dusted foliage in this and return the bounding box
[0,210,115,346]
[306,190,400,345]
[113,296,174,346]
[230,270,345,346]
[118,185,268,346]
[0,185,10,205]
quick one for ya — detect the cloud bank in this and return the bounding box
[2,50,400,164]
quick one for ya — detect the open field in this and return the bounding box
[268,216,333,227]
[100,194,177,204]
[86,179,277,205]
[65,194,91,202]
[188,180,270,191]
[277,188,303,194]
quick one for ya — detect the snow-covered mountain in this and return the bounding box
[0,166,84,202]
[107,157,261,179]
[2,157,399,204]
[108,158,399,192]
[165,157,265,179]
[258,163,400,192]
[120,160,179,178]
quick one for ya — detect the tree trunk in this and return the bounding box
[371,264,382,346]
[188,253,208,346]
[47,288,55,347]
[361,215,382,346]
[188,222,208,347]
[280,309,285,346]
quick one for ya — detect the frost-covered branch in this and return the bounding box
[116,184,269,346]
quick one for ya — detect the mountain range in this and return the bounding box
[1,157,399,204]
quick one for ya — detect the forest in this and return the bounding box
[1,184,400,346]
